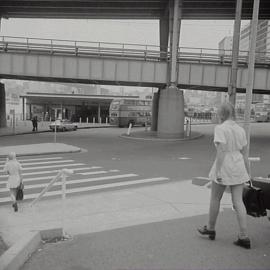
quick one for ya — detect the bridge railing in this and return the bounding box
[1,35,270,65]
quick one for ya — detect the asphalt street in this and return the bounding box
[0,123,270,181]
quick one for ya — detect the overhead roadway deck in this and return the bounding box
[0,0,270,20]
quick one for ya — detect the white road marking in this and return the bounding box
[0,160,75,168]
[0,167,101,178]
[79,169,119,175]
[0,157,63,164]
[0,170,118,186]
[16,174,139,190]
[0,177,170,203]
[0,163,86,173]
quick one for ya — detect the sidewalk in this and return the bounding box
[0,121,111,137]
[1,179,270,270]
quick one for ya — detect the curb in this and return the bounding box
[120,131,203,142]
[0,228,63,270]
[0,148,81,159]
[0,125,114,137]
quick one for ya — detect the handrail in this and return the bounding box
[30,168,74,207]
[1,35,270,65]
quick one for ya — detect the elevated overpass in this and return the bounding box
[1,0,270,20]
[1,0,270,138]
[1,36,270,94]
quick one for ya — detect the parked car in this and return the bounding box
[49,119,78,132]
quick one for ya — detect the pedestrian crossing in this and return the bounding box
[0,156,170,205]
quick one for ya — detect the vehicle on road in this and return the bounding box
[109,98,152,127]
[49,119,78,131]
[254,103,270,122]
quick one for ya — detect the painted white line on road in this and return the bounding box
[0,174,138,192]
[0,177,170,203]
[79,169,120,175]
[0,167,102,178]
[0,159,75,168]
[25,174,138,189]
[0,157,63,164]
[0,170,117,186]
[0,163,86,172]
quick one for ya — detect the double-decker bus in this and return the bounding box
[254,103,270,122]
[109,98,152,127]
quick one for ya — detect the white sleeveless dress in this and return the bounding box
[3,160,22,189]
[209,120,249,186]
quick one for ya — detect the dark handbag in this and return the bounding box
[243,181,267,217]
[16,183,24,201]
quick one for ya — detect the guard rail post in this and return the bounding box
[127,123,132,136]
[61,169,73,233]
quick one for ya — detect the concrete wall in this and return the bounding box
[0,53,270,93]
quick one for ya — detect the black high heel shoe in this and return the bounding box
[12,202,18,212]
[234,237,251,249]
[197,225,216,240]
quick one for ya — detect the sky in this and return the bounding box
[0,18,244,49]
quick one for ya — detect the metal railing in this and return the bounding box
[30,168,74,231]
[30,168,74,207]
[1,35,270,66]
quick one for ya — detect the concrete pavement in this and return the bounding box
[1,179,268,270]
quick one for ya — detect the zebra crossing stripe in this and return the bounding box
[0,170,118,186]
[0,160,75,168]
[0,167,102,178]
[0,163,86,173]
[0,177,170,203]
[0,157,63,164]
[0,174,138,192]
[25,174,138,189]
[79,169,119,175]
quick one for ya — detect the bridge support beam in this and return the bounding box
[151,90,160,131]
[157,86,184,138]
[228,0,242,106]
[158,0,184,138]
[0,83,7,128]
[159,14,169,61]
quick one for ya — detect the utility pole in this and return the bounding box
[228,0,243,106]
[244,0,260,160]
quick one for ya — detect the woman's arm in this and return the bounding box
[215,142,226,179]
[240,145,250,177]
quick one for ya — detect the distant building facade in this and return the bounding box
[239,20,270,55]
[218,20,270,105]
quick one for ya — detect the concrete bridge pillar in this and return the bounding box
[0,83,7,128]
[151,90,160,131]
[157,0,185,138]
[228,0,243,106]
[157,86,184,138]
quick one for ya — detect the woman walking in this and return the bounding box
[3,152,23,212]
[197,102,251,249]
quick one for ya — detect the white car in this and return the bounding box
[49,119,78,132]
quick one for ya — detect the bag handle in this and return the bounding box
[247,179,254,187]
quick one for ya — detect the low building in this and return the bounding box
[20,92,139,123]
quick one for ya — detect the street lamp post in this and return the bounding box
[244,0,260,164]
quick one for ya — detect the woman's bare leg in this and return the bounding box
[208,181,226,230]
[230,184,248,239]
